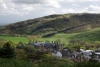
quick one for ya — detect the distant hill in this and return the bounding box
[72,28,100,42]
[0,13,100,36]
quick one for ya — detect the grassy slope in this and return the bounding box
[0,28,100,44]
[0,36,28,43]
[41,33,78,44]
[72,28,100,42]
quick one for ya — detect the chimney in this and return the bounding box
[58,44,63,51]
[39,44,44,52]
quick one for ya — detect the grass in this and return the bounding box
[0,33,77,44]
[0,58,100,67]
[0,36,28,43]
[72,28,100,42]
[0,58,35,67]
[41,33,79,44]
[0,28,100,44]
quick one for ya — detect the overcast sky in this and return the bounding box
[0,0,100,25]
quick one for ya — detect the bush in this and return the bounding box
[23,45,43,60]
[0,41,15,58]
[0,58,35,67]
[15,49,27,60]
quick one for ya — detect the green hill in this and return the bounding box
[41,28,100,44]
[0,28,100,44]
[72,28,100,42]
[0,13,100,36]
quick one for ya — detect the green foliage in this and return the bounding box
[54,39,61,44]
[0,41,15,58]
[41,54,74,67]
[0,58,35,67]
[74,62,100,67]
[73,28,100,42]
[0,39,6,48]
[0,13,100,35]
[15,49,27,60]
[27,35,39,42]
[0,28,100,45]
[94,41,100,48]
[1,58,100,67]
[23,45,35,53]
[23,45,43,60]
[80,46,86,50]
[85,43,94,50]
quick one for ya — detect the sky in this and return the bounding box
[0,0,100,25]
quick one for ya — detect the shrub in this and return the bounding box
[15,49,27,60]
[0,58,35,67]
[23,45,43,60]
[0,41,15,58]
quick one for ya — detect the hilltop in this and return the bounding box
[0,13,100,36]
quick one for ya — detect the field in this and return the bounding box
[0,33,79,45]
[0,33,74,44]
[0,28,100,44]
[0,36,28,43]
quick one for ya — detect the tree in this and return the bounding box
[0,39,6,48]
[27,35,32,43]
[27,35,39,43]
[23,45,43,60]
[0,41,15,58]
[32,35,39,42]
[54,39,61,44]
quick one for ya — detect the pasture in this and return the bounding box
[0,36,28,43]
[0,33,76,44]
[0,27,100,44]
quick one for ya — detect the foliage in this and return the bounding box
[0,41,15,58]
[23,45,43,60]
[0,39,7,48]
[41,54,74,67]
[32,35,39,41]
[94,41,100,48]
[85,43,94,50]
[0,13,100,35]
[1,58,100,67]
[54,39,61,44]
[27,35,33,42]
[15,49,27,60]
[74,62,100,67]
[0,28,100,45]
[73,28,100,42]
[27,35,39,42]
[0,58,35,67]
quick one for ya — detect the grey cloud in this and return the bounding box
[13,0,61,8]
[13,0,47,4]
[64,0,100,2]
[86,5,100,12]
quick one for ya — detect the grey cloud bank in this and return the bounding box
[0,0,100,24]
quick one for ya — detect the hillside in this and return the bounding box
[0,28,100,44]
[72,28,100,42]
[0,13,100,36]
[42,28,100,44]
